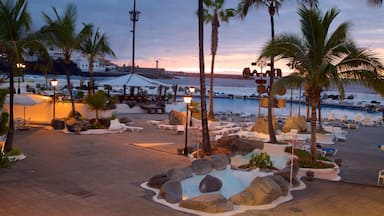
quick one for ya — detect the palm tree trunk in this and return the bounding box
[310,99,318,163]
[89,58,94,95]
[208,54,215,119]
[198,0,211,154]
[4,65,15,152]
[267,5,277,144]
[318,99,323,131]
[65,61,76,117]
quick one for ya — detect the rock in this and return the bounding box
[230,191,254,205]
[179,194,233,213]
[215,135,240,151]
[213,135,260,155]
[209,154,229,170]
[199,175,223,193]
[159,180,182,204]
[268,175,289,196]
[167,166,193,181]
[192,158,213,175]
[65,118,89,132]
[274,167,301,187]
[230,176,283,206]
[147,173,170,189]
[248,176,283,205]
[169,110,185,125]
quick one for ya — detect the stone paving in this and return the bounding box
[0,114,383,216]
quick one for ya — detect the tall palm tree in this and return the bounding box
[237,0,318,144]
[79,27,115,95]
[368,0,382,6]
[258,5,384,163]
[0,0,45,152]
[40,4,92,117]
[198,0,211,154]
[203,0,235,119]
[237,0,285,144]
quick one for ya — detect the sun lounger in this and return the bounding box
[377,169,384,185]
[317,144,337,157]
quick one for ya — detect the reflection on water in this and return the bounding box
[180,97,382,121]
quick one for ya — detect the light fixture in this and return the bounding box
[183,95,193,156]
[50,79,58,120]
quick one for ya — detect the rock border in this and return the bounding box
[141,167,306,216]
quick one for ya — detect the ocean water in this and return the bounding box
[171,96,382,122]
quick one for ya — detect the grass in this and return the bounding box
[285,147,335,169]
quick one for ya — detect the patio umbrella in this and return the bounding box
[5,94,52,125]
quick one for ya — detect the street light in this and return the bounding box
[183,95,192,157]
[188,86,195,126]
[50,79,58,119]
[129,0,140,74]
[16,63,25,94]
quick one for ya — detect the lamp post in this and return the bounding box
[50,79,58,119]
[188,86,195,126]
[16,63,25,94]
[129,0,140,74]
[183,95,192,156]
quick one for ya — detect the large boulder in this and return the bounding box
[282,116,307,133]
[274,164,301,188]
[213,135,261,155]
[169,110,185,125]
[192,158,213,175]
[65,118,89,132]
[269,175,290,196]
[179,194,233,213]
[167,166,193,181]
[209,154,229,170]
[199,175,223,193]
[147,173,170,189]
[230,176,283,206]
[159,180,182,204]
[251,117,277,134]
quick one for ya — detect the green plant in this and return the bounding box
[6,147,22,156]
[249,152,273,169]
[0,152,12,168]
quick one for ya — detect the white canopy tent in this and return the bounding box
[96,73,169,88]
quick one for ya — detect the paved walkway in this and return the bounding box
[0,114,383,216]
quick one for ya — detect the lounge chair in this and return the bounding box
[378,169,384,185]
[317,144,337,157]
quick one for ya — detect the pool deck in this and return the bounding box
[0,113,383,216]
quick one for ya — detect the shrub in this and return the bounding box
[0,152,12,168]
[249,152,273,169]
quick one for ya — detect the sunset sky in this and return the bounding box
[28,0,384,75]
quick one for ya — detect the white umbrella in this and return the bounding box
[5,94,52,125]
[96,73,169,87]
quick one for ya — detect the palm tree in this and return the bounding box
[85,90,108,124]
[258,5,384,163]
[40,4,92,117]
[0,0,44,152]
[203,0,235,119]
[237,0,285,144]
[79,27,115,95]
[368,0,382,6]
[237,0,318,144]
[198,0,211,154]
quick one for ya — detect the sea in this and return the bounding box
[23,74,384,122]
